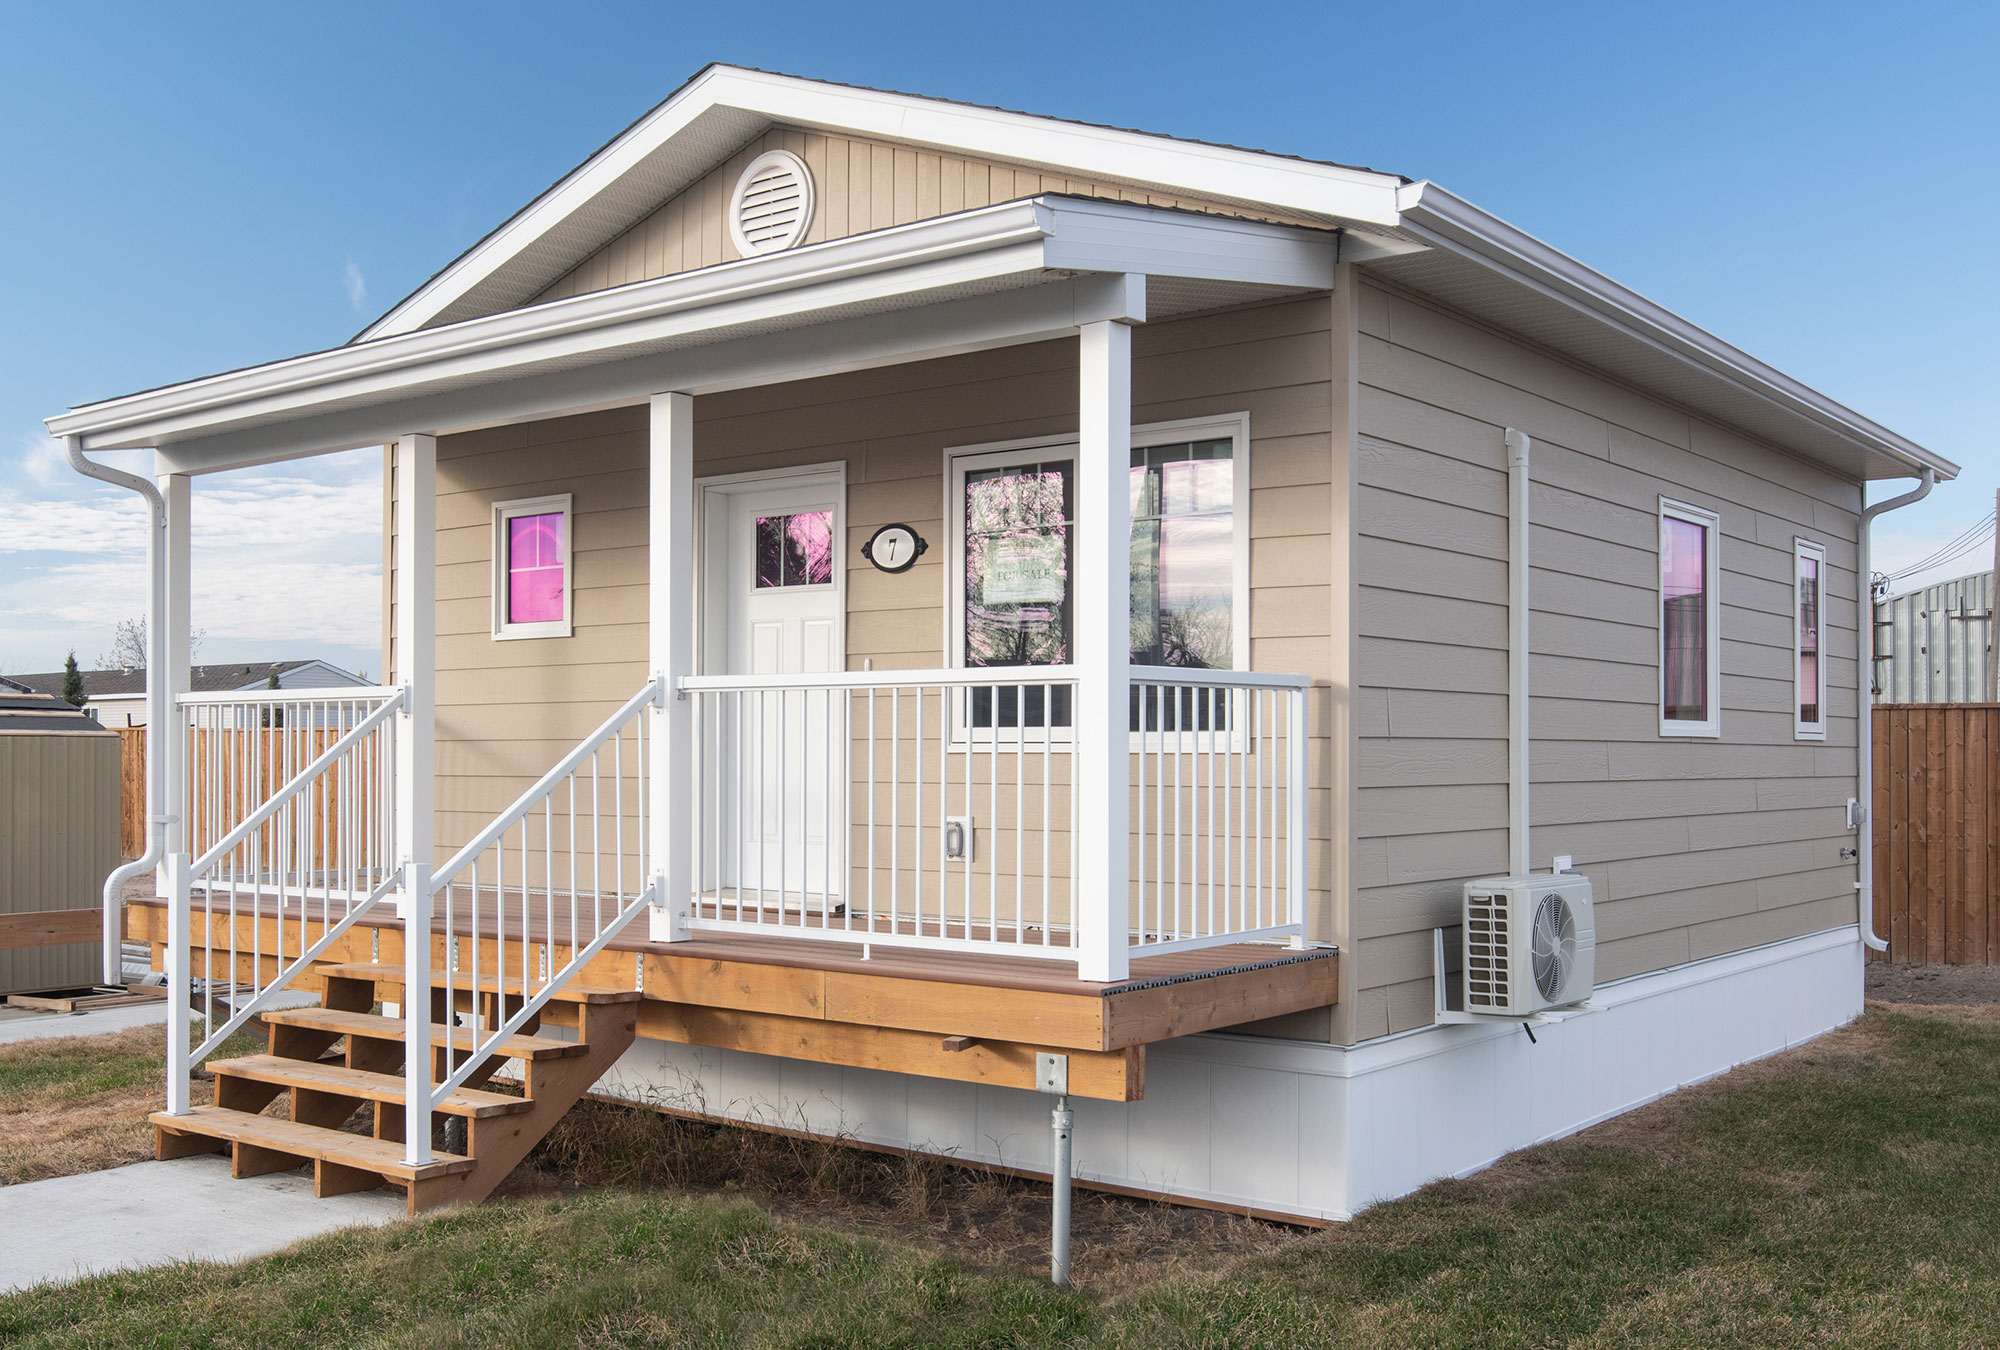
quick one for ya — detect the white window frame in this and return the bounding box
[1794,537,1829,742]
[491,492,574,640]
[1658,496,1722,739]
[943,412,1252,747]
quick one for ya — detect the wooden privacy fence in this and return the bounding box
[116,724,386,877]
[1873,704,2000,965]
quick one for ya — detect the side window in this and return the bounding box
[492,494,573,640]
[1659,498,1721,738]
[1795,539,1827,740]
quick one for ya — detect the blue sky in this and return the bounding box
[2,0,1994,676]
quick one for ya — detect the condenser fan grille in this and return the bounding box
[1531,891,1577,1002]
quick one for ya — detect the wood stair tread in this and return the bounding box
[151,1106,475,1180]
[317,961,642,1004]
[263,1006,587,1061]
[209,1054,533,1118]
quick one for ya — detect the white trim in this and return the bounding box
[491,492,575,640]
[1794,537,1830,741]
[1658,495,1722,738]
[357,63,1399,339]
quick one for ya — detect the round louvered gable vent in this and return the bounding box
[729,150,815,257]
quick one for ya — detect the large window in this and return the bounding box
[948,415,1249,733]
[1659,498,1721,737]
[1795,538,1827,740]
[492,493,573,640]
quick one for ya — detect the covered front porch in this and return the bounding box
[54,192,1341,1195]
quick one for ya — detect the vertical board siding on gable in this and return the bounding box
[531,126,1322,306]
[416,299,1338,943]
[1348,277,1862,1040]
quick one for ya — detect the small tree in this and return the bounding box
[61,650,87,707]
[95,615,206,671]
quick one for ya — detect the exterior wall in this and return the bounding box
[1348,275,1864,1039]
[412,298,1341,949]
[0,730,117,993]
[590,924,1862,1223]
[533,126,1320,307]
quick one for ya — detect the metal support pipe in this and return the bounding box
[1050,1096,1074,1286]
[64,437,170,987]
[1856,468,1936,951]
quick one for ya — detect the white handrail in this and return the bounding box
[178,683,403,706]
[189,689,406,874]
[681,665,1081,693]
[428,677,664,894]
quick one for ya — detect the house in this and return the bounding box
[45,65,1958,1226]
[4,659,371,728]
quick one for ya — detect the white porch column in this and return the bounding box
[1074,320,1133,983]
[155,471,191,898]
[392,433,436,1166]
[648,393,695,942]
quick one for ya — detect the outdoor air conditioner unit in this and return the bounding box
[1461,873,1596,1015]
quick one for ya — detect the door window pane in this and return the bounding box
[1662,515,1709,723]
[754,510,835,589]
[507,512,566,625]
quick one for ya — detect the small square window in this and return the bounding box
[754,510,835,589]
[492,494,573,640]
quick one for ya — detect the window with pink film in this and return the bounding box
[508,512,565,624]
[753,510,834,588]
[1798,555,1820,725]
[1662,515,1708,722]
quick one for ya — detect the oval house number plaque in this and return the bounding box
[861,524,927,574]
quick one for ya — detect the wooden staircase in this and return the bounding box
[151,961,638,1214]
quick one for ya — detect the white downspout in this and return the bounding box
[1856,468,1937,951]
[1507,428,1532,876]
[64,436,171,986]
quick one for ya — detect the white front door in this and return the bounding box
[706,471,844,903]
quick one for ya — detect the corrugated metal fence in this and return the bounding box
[1872,703,2000,965]
[1874,571,1995,704]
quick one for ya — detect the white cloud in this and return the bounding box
[12,430,70,488]
[342,259,367,312]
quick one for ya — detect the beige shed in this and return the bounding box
[0,690,118,995]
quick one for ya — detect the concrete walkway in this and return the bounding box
[0,999,172,1046]
[0,1155,405,1296]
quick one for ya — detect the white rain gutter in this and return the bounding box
[1856,469,1937,951]
[64,436,170,986]
[1507,429,1532,876]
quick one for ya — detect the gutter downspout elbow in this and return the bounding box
[1856,467,1936,952]
[64,436,170,987]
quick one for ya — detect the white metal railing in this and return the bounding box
[1127,666,1310,955]
[169,687,405,1094]
[425,678,662,1106]
[676,665,1310,967]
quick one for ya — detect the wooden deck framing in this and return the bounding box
[128,896,1337,1102]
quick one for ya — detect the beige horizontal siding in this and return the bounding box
[534,127,1323,306]
[1347,275,1864,1042]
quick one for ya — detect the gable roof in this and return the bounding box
[4,659,364,699]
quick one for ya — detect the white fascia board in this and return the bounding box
[1395,181,1959,482]
[50,201,1054,450]
[153,275,1145,474]
[361,64,1402,339]
[1041,197,1338,289]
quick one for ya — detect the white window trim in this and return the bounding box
[1794,537,1829,741]
[1658,496,1722,739]
[491,492,574,640]
[943,412,1252,747]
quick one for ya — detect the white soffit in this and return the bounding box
[361,64,1403,339]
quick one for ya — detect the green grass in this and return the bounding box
[6,1007,2000,1348]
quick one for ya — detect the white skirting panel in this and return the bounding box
[593,925,1864,1222]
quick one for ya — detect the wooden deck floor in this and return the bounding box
[128,894,1338,1103]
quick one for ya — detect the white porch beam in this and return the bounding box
[156,471,191,894]
[153,275,1146,475]
[1073,317,1134,984]
[648,393,694,942]
[392,432,436,1167]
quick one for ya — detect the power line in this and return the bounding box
[1886,510,1997,582]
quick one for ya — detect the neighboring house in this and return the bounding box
[1872,570,1996,703]
[4,660,371,727]
[46,66,1959,1224]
